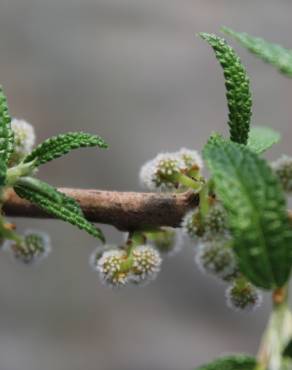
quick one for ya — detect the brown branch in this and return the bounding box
[2,188,199,231]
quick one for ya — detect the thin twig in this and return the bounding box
[2,188,199,231]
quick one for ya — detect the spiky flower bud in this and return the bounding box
[10,118,36,164]
[272,155,292,192]
[195,239,238,281]
[175,148,203,172]
[181,209,205,241]
[139,153,185,191]
[131,245,162,284]
[93,248,131,288]
[225,279,262,312]
[148,228,183,257]
[204,204,228,239]
[10,230,51,264]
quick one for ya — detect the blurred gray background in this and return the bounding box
[0,0,292,369]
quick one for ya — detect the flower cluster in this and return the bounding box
[131,245,162,284]
[225,279,262,312]
[181,201,262,312]
[90,244,162,288]
[140,148,203,191]
[195,239,239,282]
[8,230,51,264]
[182,203,228,242]
[272,155,292,192]
[94,249,130,287]
[181,208,205,241]
[10,118,36,165]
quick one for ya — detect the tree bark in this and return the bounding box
[2,188,199,231]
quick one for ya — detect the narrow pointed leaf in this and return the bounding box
[199,33,252,144]
[247,126,281,154]
[222,27,292,77]
[24,132,108,166]
[203,135,292,289]
[0,87,14,185]
[195,355,256,370]
[14,177,104,242]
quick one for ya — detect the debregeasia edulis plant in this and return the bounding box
[1,26,292,370]
[0,89,108,266]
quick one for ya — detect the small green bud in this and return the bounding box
[225,279,262,312]
[272,155,292,192]
[147,228,183,257]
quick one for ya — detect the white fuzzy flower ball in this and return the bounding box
[225,281,262,312]
[10,118,36,164]
[272,155,292,192]
[204,204,228,240]
[10,229,51,264]
[139,152,185,191]
[176,148,203,171]
[95,249,131,288]
[195,239,238,281]
[131,245,162,283]
[181,209,205,241]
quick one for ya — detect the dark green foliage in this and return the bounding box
[199,33,252,145]
[24,132,108,166]
[203,135,292,289]
[222,27,292,76]
[283,339,292,358]
[0,87,14,186]
[14,177,104,242]
[247,126,281,154]
[195,355,256,370]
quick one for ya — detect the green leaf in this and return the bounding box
[199,33,252,145]
[283,339,292,358]
[24,132,108,166]
[14,177,104,242]
[247,126,281,154]
[203,135,292,289]
[195,355,256,370]
[0,87,14,185]
[222,27,292,77]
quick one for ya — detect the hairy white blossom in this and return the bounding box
[195,239,238,281]
[96,249,131,288]
[131,245,162,284]
[10,118,36,164]
[272,155,292,192]
[176,148,203,171]
[89,245,116,271]
[139,152,185,191]
[225,281,262,312]
[181,209,204,241]
[204,204,229,240]
[10,229,51,264]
